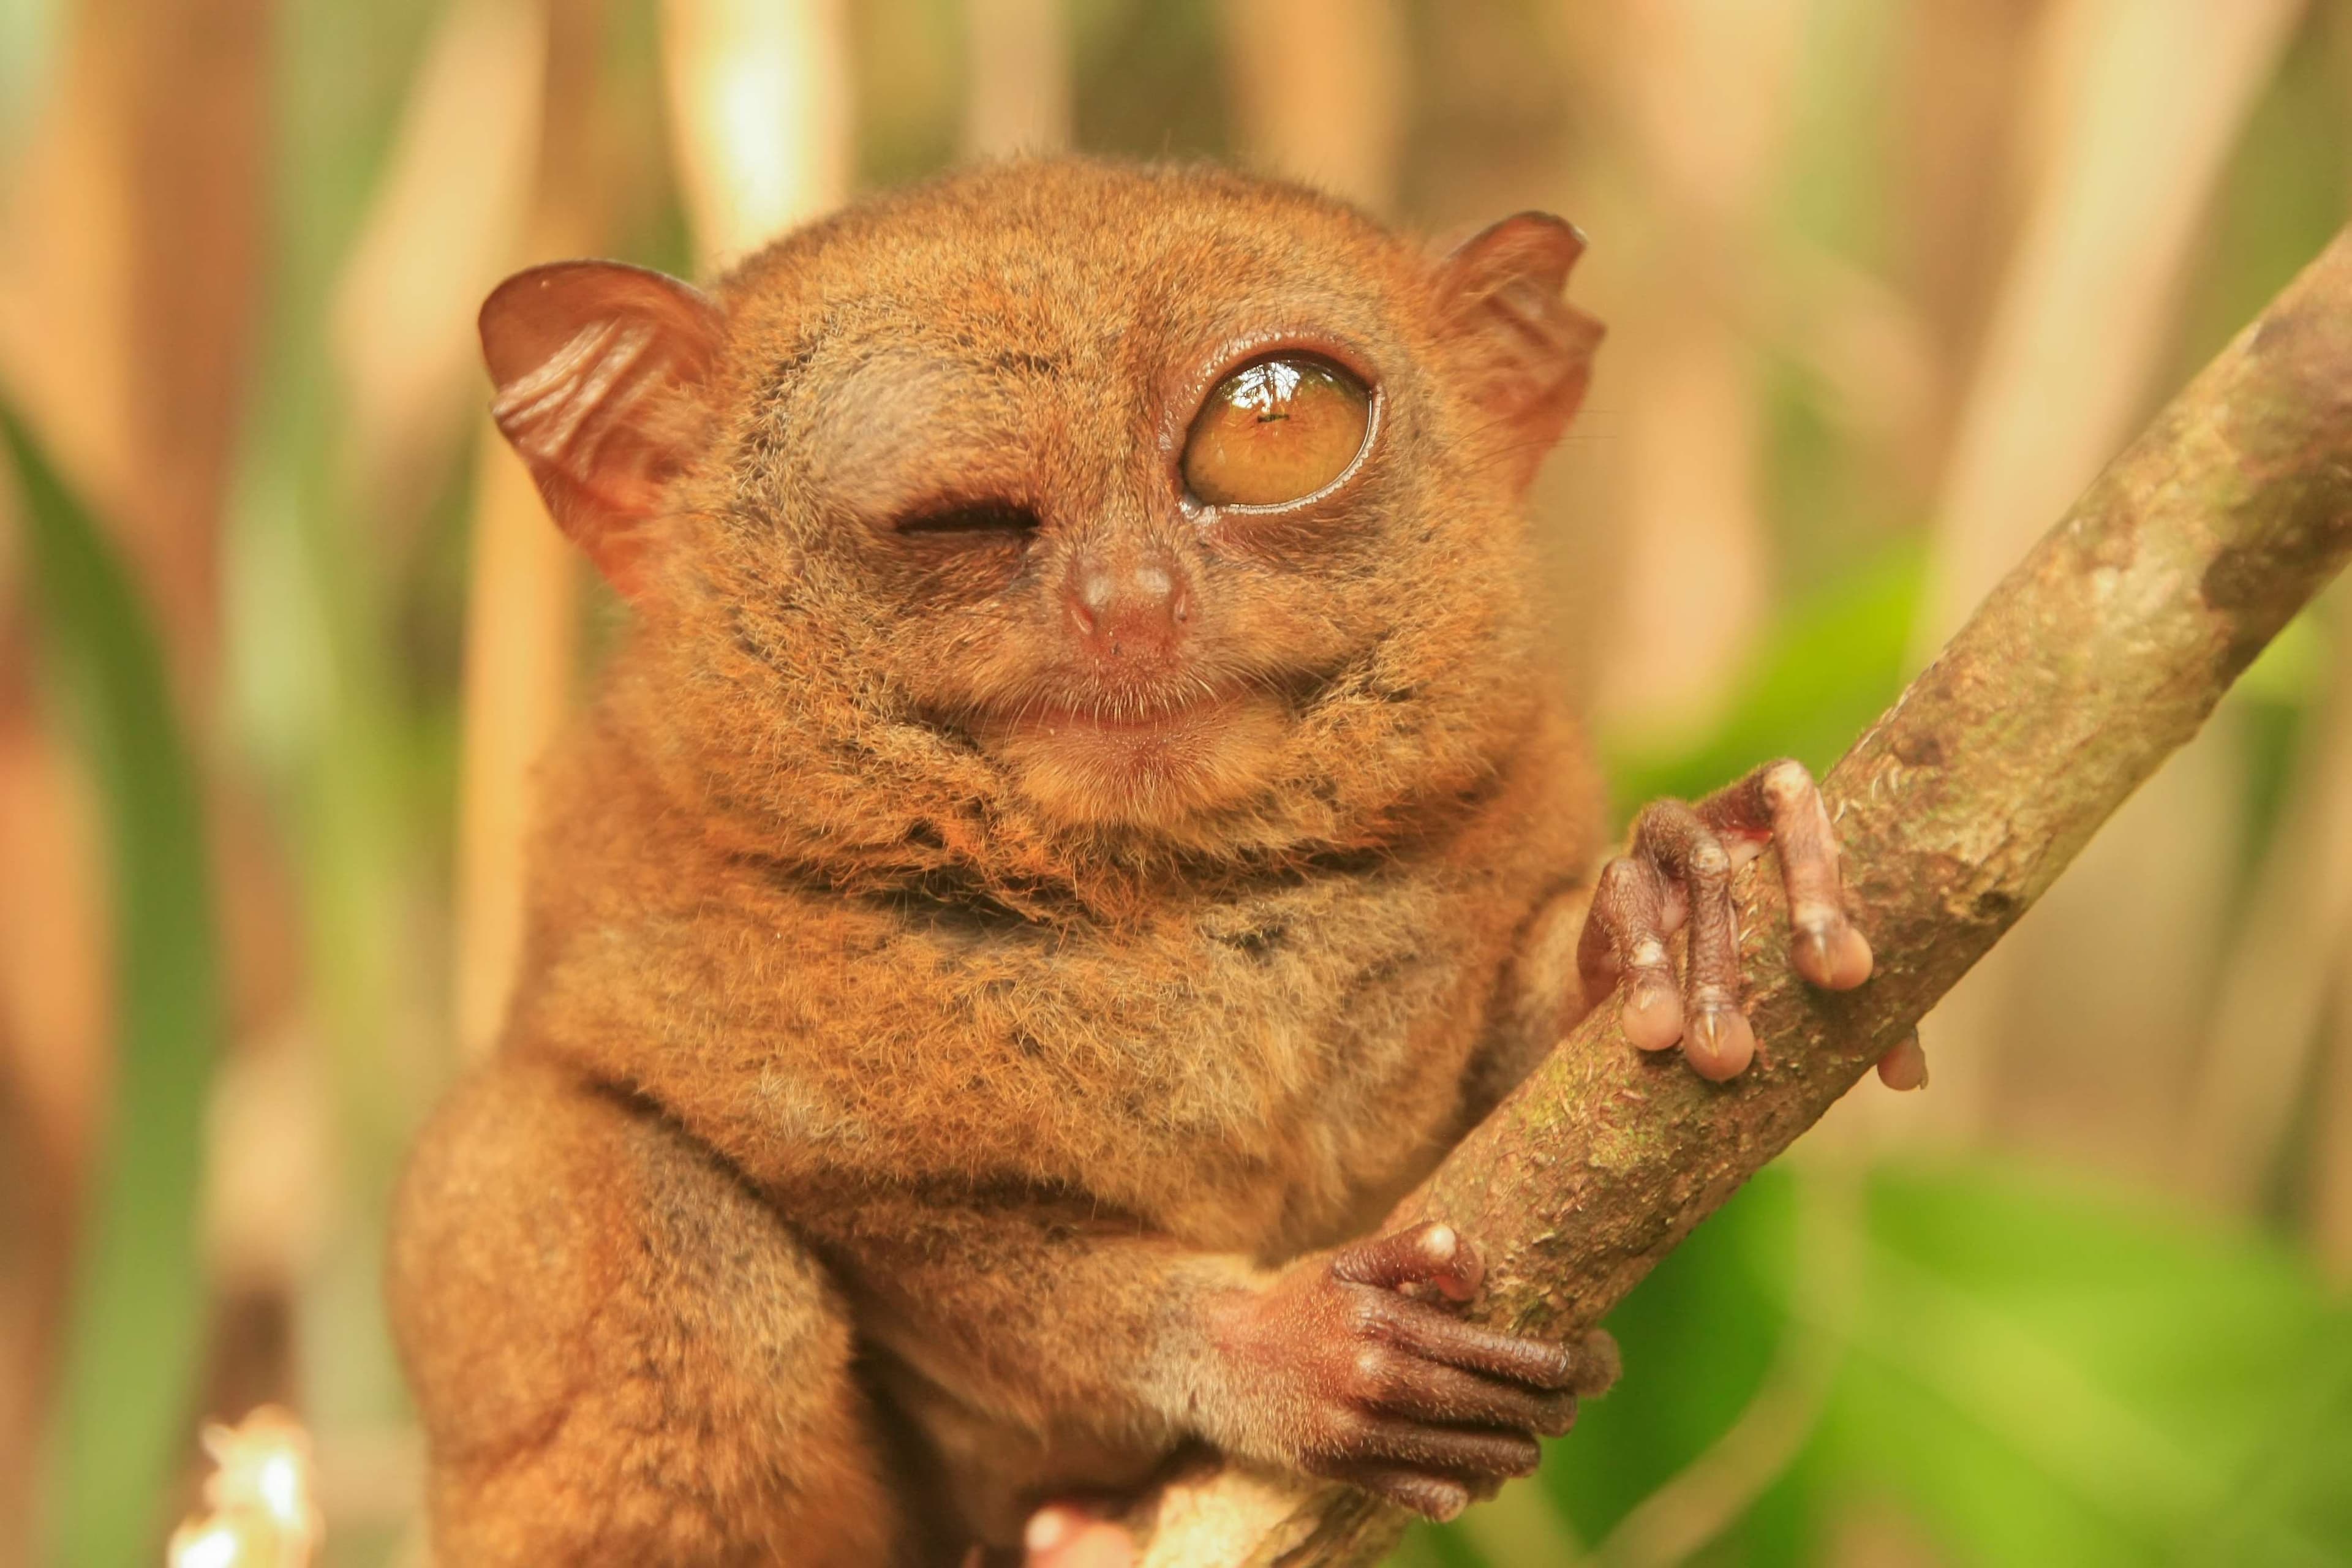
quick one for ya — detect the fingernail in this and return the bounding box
[1792,925,1831,978]
[1687,1008,1755,1080]
[1421,1224,1457,1259]
[1622,978,1681,1052]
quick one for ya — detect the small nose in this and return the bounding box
[1064,545,1191,662]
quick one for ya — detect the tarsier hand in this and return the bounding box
[1579,759,1926,1089]
[1206,1220,1619,1521]
[1019,1224,1616,1562]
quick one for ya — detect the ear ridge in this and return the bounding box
[479,260,726,596]
[1438,213,1605,488]
[492,317,655,466]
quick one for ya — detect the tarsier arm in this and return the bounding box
[806,1197,1615,1522]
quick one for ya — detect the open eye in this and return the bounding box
[1181,355,1371,508]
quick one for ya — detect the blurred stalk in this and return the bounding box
[453,442,580,1061]
[0,620,107,1568]
[960,0,1069,160]
[1915,0,2306,645]
[662,0,853,270]
[7,403,225,1568]
[230,0,553,1512]
[1584,0,1809,748]
[0,0,279,1553]
[1580,1157,1860,1568]
[329,0,547,544]
[1215,0,1406,214]
[2181,606,2352,1209]
[1894,0,2302,1169]
[1888,0,2044,484]
[339,0,554,1066]
[2315,945,2352,1281]
[0,0,268,692]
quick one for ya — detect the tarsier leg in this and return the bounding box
[388,1057,911,1566]
[1579,759,1921,1084]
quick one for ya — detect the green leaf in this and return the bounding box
[1422,1160,2352,1567]
[7,402,224,1566]
[1807,1162,2352,1568]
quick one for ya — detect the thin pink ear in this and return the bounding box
[480,260,726,597]
[1436,213,1605,489]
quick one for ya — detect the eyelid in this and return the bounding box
[1177,347,1379,514]
[1162,333,1381,463]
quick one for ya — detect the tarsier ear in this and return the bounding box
[1434,213,1605,489]
[479,260,726,597]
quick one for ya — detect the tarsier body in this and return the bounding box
[388,160,1893,1565]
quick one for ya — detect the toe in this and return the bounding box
[1683,1005,1755,1080]
[1792,916,1873,990]
[1621,969,1684,1052]
[1875,1029,1928,1091]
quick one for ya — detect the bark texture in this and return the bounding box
[1136,228,2352,1567]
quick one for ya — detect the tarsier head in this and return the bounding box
[481,160,1599,907]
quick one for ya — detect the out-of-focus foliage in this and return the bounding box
[1603,543,1922,823]
[6,405,223,1566]
[1402,1155,2352,1567]
[3,2,2350,1565]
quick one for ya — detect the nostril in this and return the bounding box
[1067,564,1113,634]
[1063,548,1190,653]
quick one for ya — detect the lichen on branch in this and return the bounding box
[1137,227,2352,1567]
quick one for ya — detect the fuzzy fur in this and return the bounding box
[390,158,1609,1562]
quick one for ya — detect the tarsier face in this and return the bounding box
[482,161,1598,875]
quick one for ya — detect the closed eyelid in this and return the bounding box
[802,353,1030,518]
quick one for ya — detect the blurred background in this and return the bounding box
[2,0,2351,1563]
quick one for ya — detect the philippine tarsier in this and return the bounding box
[388,159,1921,1566]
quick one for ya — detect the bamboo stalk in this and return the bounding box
[660,0,854,271]
[1216,0,1407,216]
[961,0,1071,159]
[1898,0,2304,1163]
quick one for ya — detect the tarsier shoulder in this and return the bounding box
[389,158,1883,1564]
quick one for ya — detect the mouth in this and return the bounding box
[956,683,1291,826]
[993,688,1250,742]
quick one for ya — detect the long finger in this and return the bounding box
[1702,759,1872,990]
[1360,1355,1580,1436]
[1337,1415,1540,1480]
[1374,1299,1588,1390]
[1629,799,1752,1079]
[1333,1466,1472,1521]
[1330,1222,1483,1302]
[1580,853,1684,1051]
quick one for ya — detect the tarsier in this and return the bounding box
[389,159,1918,1566]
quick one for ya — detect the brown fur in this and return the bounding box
[390,158,1610,1561]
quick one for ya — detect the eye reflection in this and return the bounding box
[1182,355,1370,509]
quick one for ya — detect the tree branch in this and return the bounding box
[1137,227,2352,1567]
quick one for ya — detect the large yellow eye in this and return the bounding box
[1182,355,1371,508]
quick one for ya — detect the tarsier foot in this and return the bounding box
[1580,758,1918,1085]
[1215,1221,1619,1521]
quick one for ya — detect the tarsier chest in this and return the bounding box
[527,797,1579,1257]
